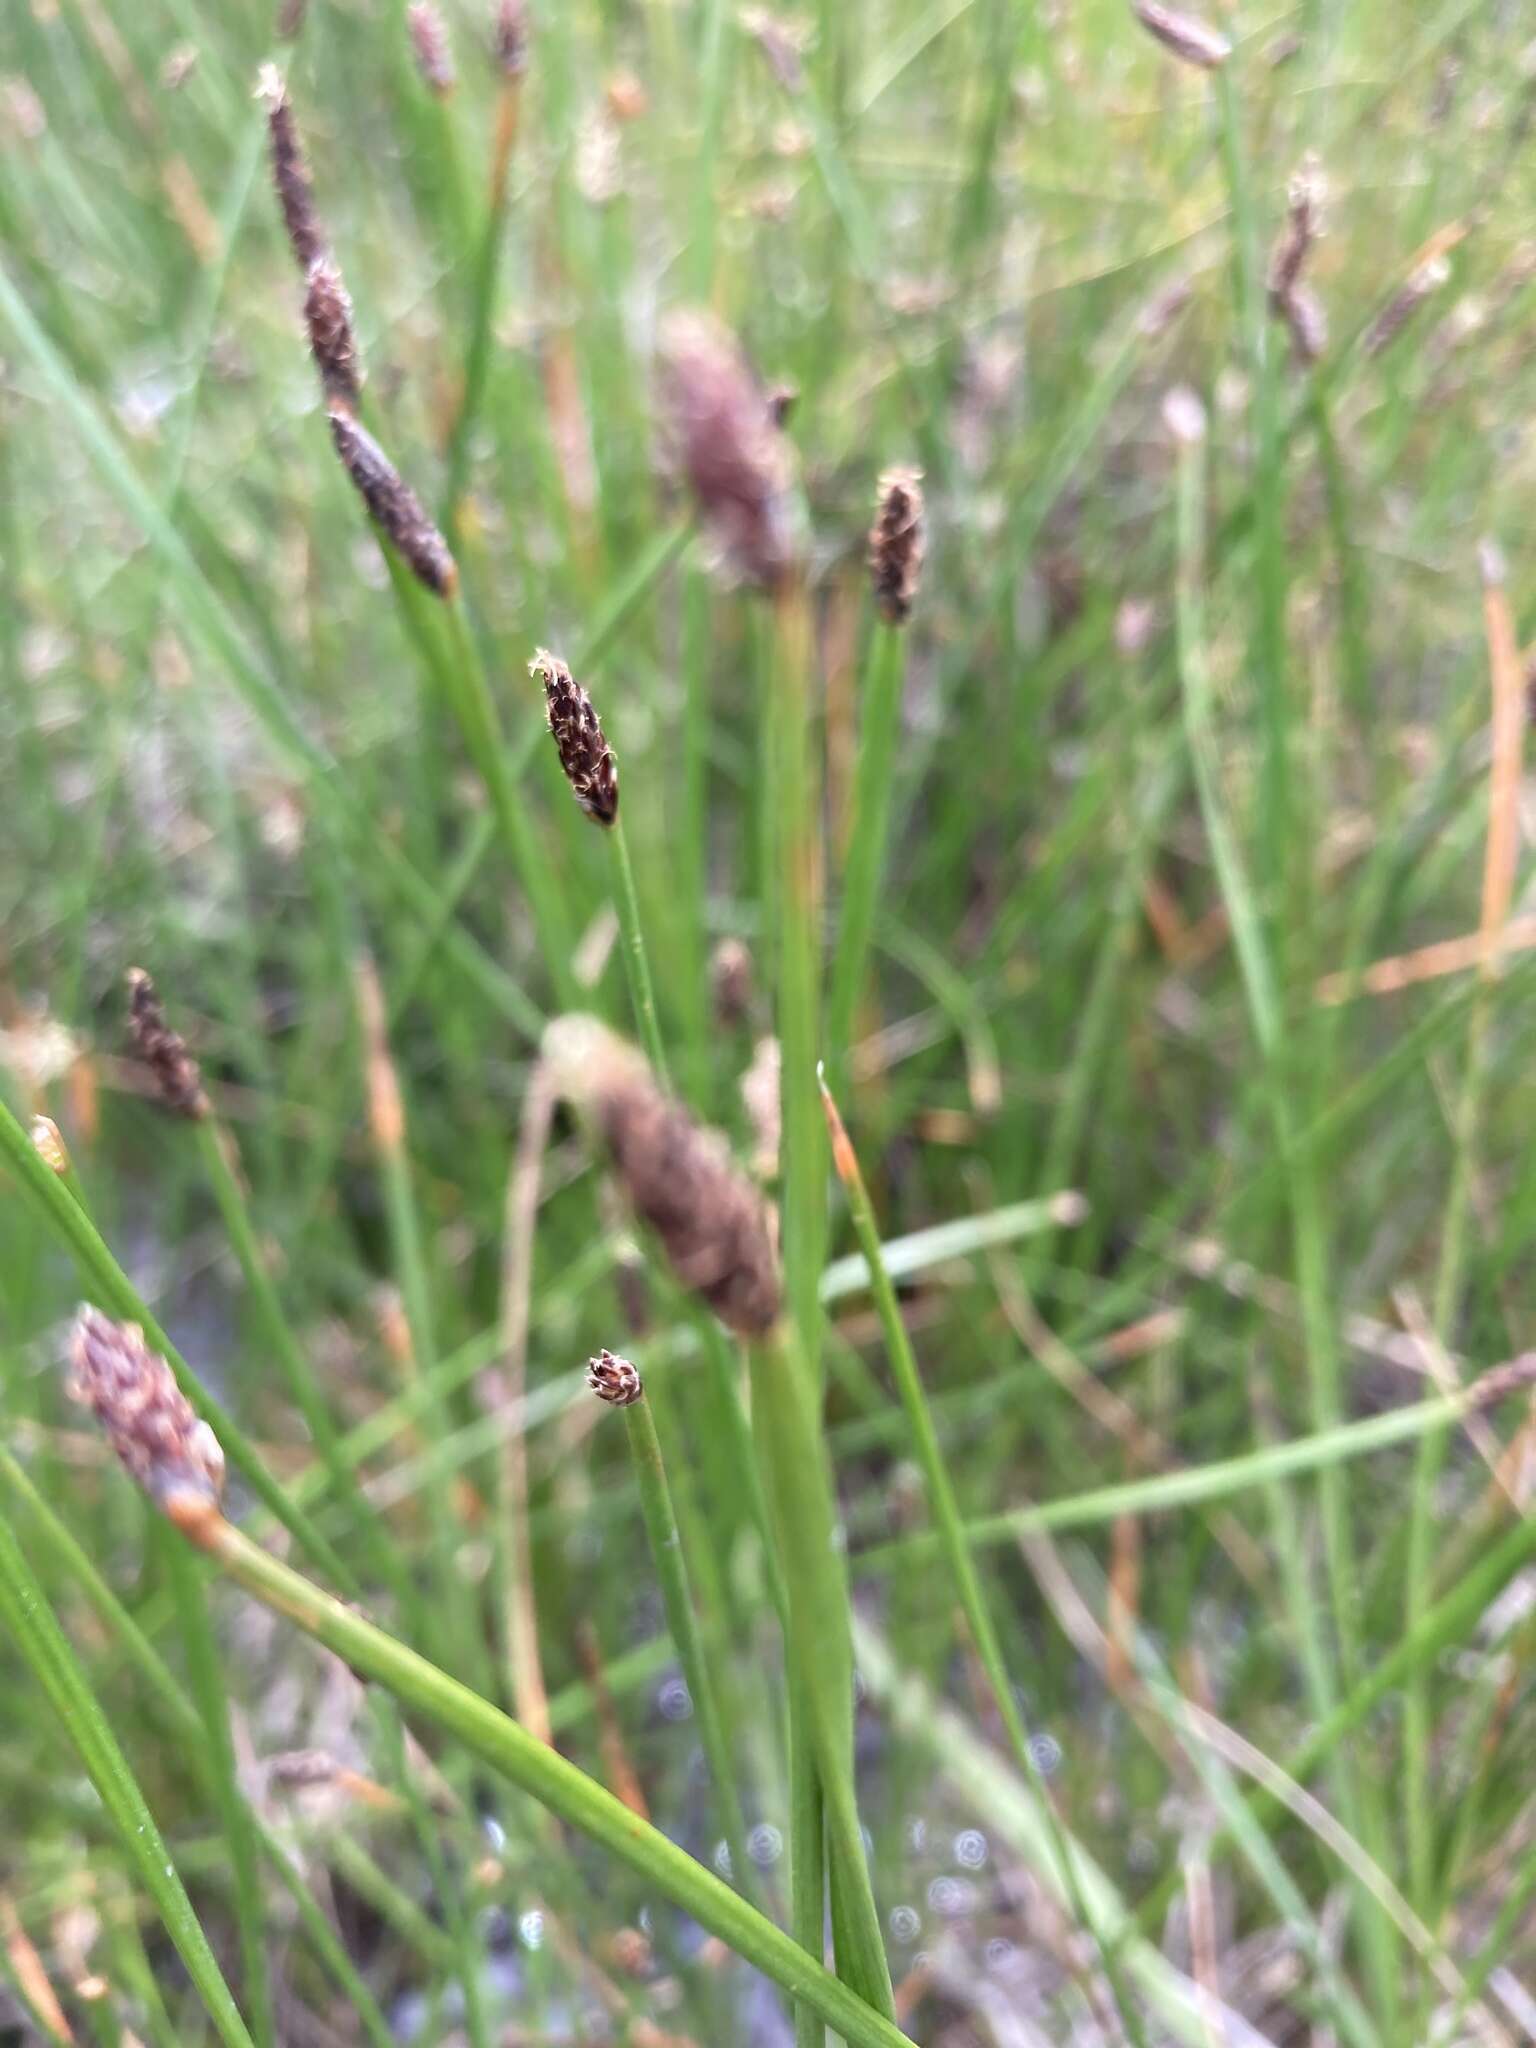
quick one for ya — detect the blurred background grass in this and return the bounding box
[3,0,1536,2040]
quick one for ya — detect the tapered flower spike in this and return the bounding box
[531,648,619,825]
[126,967,209,1120]
[494,0,530,76]
[868,467,925,626]
[328,410,458,596]
[586,1349,644,1406]
[258,64,326,274]
[1130,0,1230,69]
[66,1307,225,1517]
[408,2,457,93]
[656,308,798,591]
[304,257,363,410]
[543,1016,782,1339]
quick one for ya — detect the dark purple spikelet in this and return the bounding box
[304,257,363,409]
[544,1017,783,1340]
[657,308,798,591]
[1363,253,1451,360]
[259,65,326,273]
[126,967,209,1120]
[868,466,925,626]
[494,0,530,76]
[328,410,458,596]
[1267,159,1328,364]
[531,647,618,825]
[1130,0,1230,68]
[67,1306,225,1512]
[586,1348,644,1406]
[408,1,457,93]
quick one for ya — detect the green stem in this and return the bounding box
[828,620,905,1093]
[610,818,668,1086]
[181,1508,913,2048]
[620,1388,754,1907]
[0,1509,255,2048]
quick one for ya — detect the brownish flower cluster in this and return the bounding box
[531,649,619,825]
[1267,158,1327,365]
[126,967,209,1120]
[544,1017,782,1339]
[329,412,458,597]
[67,1307,225,1513]
[1129,0,1230,68]
[868,467,925,626]
[407,1,456,93]
[586,1348,644,1405]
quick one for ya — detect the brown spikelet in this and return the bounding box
[1467,1351,1536,1411]
[1130,0,1230,68]
[544,1017,782,1339]
[586,1348,644,1406]
[1363,253,1452,359]
[494,0,530,76]
[531,648,618,825]
[710,937,755,1029]
[304,257,362,409]
[328,410,458,596]
[126,967,209,1119]
[66,1306,225,1512]
[868,466,925,626]
[1267,158,1329,365]
[408,1,457,92]
[258,65,326,273]
[657,308,798,591]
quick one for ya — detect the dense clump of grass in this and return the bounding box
[2,1,1536,2043]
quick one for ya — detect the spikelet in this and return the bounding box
[304,257,362,409]
[328,410,458,596]
[1363,254,1452,360]
[587,1348,644,1406]
[868,467,925,625]
[66,1307,225,1514]
[543,1016,782,1339]
[258,65,326,273]
[408,1,457,93]
[1268,158,1328,365]
[710,937,754,1029]
[1130,0,1230,69]
[126,968,209,1120]
[494,0,530,76]
[531,648,619,825]
[656,308,798,591]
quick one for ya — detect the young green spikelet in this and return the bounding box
[656,308,798,590]
[531,648,618,825]
[544,1016,782,1338]
[586,1348,644,1406]
[67,1307,225,1516]
[126,967,209,1120]
[328,410,458,596]
[868,467,926,625]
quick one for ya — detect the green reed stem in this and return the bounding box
[609,817,668,1086]
[176,1506,913,2048]
[443,77,522,534]
[818,1069,1145,2040]
[0,1509,255,2048]
[617,1385,755,1908]
[828,619,905,1092]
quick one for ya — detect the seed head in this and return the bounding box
[1268,157,1325,303]
[543,1016,782,1339]
[587,1348,644,1406]
[328,410,458,597]
[531,648,619,825]
[1130,0,1230,69]
[494,0,530,76]
[1363,254,1452,360]
[66,1307,225,1514]
[408,2,457,92]
[30,1114,69,1175]
[126,967,209,1120]
[304,257,363,410]
[710,937,755,1029]
[657,308,798,591]
[868,467,925,626]
[259,65,326,274]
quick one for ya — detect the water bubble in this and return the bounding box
[518,1909,545,1950]
[888,1905,921,1943]
[927,1875,978,1918]
[748,1823,783,1868]
[482,1816,506,1853]
[1028,1732,1062,1776]
[658,1676,693,1722]
[953,1828,988,1870]
[985,1937,1018,1972]
[904,1816,928,1854]
[713,1840,733,1879]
